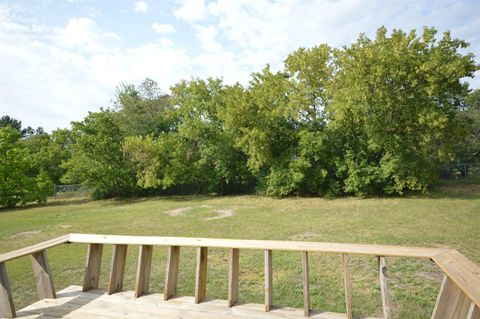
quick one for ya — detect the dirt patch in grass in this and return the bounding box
[166,205,235,220]
[205,209,234,220]
[10,230,41,239]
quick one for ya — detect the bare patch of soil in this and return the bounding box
[205,209,234,220]
[10,230,41,239]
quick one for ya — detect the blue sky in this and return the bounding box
[0,0,479,131]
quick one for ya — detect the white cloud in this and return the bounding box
[204,0,480,86]
[160,38,173,46]
[134,1,148,13]
[0,1,478,131]
[173,0,208,22]
[195,25,222,52]
[152,22,175,34]
[0,5,191,131]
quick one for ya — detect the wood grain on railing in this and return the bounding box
[135,245,153,298]
[433,250,480,307]
[67,233,445,258]
[108,244,128,294]
[0,235,69,263]
[0,263,15,318]
[31,250,55,299]
[82,243,103,292]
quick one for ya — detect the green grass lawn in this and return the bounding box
[1,184,479,319]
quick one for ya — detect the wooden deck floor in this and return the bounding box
[14,286,380,319]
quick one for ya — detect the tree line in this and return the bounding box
[1,27,479,207]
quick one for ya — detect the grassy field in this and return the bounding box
[1,184,479,318]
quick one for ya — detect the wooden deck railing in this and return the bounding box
[0,234,479,318]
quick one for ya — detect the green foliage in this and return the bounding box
[456,89,480,162]
[327,27,477,195]
[114,78,175,136]
[0,127,52,207]
[62,110,136,199]
[21,129,72,184]
[2,26,478,204]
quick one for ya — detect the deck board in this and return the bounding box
[14,286,380,319]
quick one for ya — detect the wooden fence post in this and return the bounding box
[83,243,103,292]
[431,275,471,319]
[31,250,55,299]
[342,254,352,319]
[378,257,392,319]
[108,244,128,294]
[0,263,15,318]
[228,248,239,307]
[264,250,273,312]
[164,246,180,300]
[135,245,153,298]
[302,252,310,317]
[195,247,208,304]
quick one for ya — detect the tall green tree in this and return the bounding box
[62,110,136,198]
[0,127,53,207]
[22,129,72,184]
[456,89,480,162]
[328,27,477,195]
[114,78,175,137]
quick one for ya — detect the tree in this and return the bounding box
[124,78,253,194]
[114,78,175,137]
[456,89,480,162]
[62,110,136,199]
[0,115,23,135]
[0,126,52,207]
[22,129,73,184]
[328,27,477,195]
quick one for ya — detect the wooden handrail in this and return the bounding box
[0,235,70,263]
[0,233,479,319]
[67,233,447,258]
[432,250,480,308]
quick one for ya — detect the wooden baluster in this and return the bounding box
[378,256,392,319]
[31,250,55,299]
[302,252,310,317]
[342,253,352,319]
[0,262,15,318]
[228,248,239,307]
[135,245,153,298]
[108,244,128,294]
[164,246,180,300]
[195,247,208,304]
[468,303,480,319]
[431,275,472,319]
[83,243,103,292]
[264,250,273,312]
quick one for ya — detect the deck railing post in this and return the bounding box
[108,244,128,294]
[135,245,153,298]
[378,256,392,319]
[195,247,208,304]
[83,243,103,292]
[342,253,352,319]
[468,303,480,319]
[264,250,273,312]
[0,262,15,318]
[31,250,56,299]
[228,248,239,307]
[302,252,310,317]
[431,275,472,319]
[164,246,180,300]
